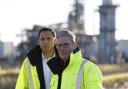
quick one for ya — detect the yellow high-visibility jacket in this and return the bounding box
[15,46,46,89]
[48,48,103,89]
[16,46,103,89]
[15,58,40,89]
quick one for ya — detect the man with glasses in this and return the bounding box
[47,30,103,89]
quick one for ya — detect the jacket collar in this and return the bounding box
[47,47,83,75]
[69,47,83,66]
[27,45,42,66]
[27,45,46,89]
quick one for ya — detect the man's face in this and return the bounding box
[38,31,56,52]
[56,36,73,62]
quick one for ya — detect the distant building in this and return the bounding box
[0,41,4,59]
[3,42,15,57]
[76,33,99,61]
[98,0,118,63]
[116,40,128,55]
[68,0,84,32]
[0,41,16,60]
[26,25,42,50]
[116,40,128,62]
[19,0,119,64]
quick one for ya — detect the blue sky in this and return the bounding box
[0,0,128,46]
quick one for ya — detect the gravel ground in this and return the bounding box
[104,81,128,89]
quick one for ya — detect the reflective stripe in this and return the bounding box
[76,59,87,89]
[27,59,34,89]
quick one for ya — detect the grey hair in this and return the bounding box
[57,30,76,42]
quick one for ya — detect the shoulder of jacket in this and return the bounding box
[83,59,97,69]
[21,57,29,66]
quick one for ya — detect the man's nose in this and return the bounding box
[59,45,66,50]
[44,39,48,43]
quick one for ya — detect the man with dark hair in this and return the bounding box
[48,30,103,89]
[16,27,56,89]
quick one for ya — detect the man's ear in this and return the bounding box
[54,39,57,45]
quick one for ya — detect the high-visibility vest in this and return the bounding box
[50,50,103,89]
[15,58,40,89]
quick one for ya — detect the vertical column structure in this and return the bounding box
[98,0,118,63]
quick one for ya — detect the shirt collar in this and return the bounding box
[42,52,55,61]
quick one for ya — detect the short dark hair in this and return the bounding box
[38,27,56,38]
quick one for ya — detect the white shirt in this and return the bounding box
[42,53,55,89]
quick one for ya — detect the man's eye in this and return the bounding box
[41,38,45,41]
[57,43,70,47]
[47,38,51,40]
[64,43,70,46]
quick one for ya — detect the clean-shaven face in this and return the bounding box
[38,31,56,52]
[56,36,73,62]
